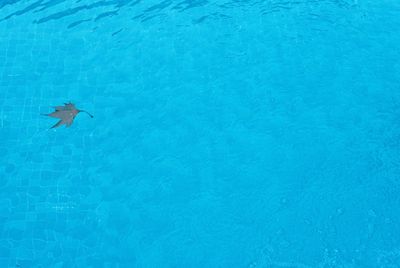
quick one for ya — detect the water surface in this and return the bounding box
[0,0,399,267]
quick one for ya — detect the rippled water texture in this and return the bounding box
[0,0,400,267]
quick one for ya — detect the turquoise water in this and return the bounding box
[0,0,399,267]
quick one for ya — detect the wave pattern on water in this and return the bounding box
[0,0,358,27]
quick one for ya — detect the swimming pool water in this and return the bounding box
[0,0,399,267]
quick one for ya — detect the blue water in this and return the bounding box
[0,0,399,267]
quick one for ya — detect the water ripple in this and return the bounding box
[172,0,208,12]
[1,0,43,21]
[36,1,116,24]
[0,0,357,27]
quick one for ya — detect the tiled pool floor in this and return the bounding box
[1,1,400,267]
